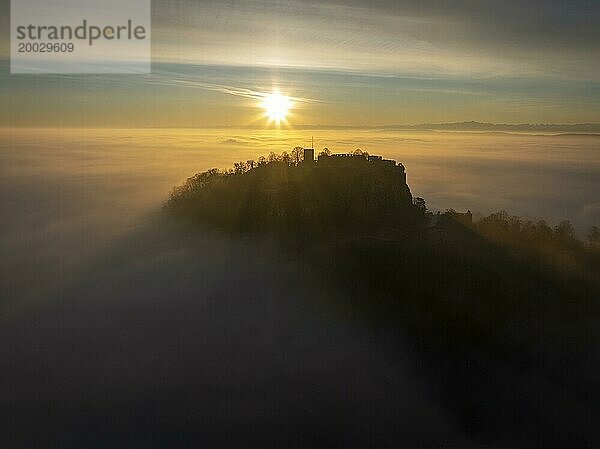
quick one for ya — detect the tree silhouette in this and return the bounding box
[291,146,304,165]
[587,226,600,246]
[413,197,427,212]
[554,220,575,239]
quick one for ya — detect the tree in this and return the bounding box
[536,220,553,240]
[291,146,304,165]
[413,197,427,212]
[587,226,600,246]
[319,148,331,157]
[233,161,248,174]
[554,220,574,240]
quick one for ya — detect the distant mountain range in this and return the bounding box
[384,121,600,133]
[292,122,600,133]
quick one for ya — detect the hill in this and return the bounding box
[167,148,599,347]
[165,148,600,444]
[167,149,419,238]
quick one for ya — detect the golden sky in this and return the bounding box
[1,0,599,127]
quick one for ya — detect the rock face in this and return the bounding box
[168,154,416,236]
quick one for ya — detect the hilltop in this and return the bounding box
[167,148,420,238]
[163,147,600,444]
[167,147,599,347]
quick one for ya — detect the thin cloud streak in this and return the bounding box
[137,71,321,104]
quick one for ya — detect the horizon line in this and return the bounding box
[3,121,600,132]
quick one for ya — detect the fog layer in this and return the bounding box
[1,128,598,447]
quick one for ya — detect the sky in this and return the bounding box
[1,0,599,127]
[2,3,600,445]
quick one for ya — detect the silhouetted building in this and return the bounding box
[303,148,314,163]
[455,210,472,225]
[316,151,406,179]
[435,210,473,229]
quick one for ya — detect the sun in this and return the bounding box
[261,91,292,124]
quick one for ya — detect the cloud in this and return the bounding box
[221,138,242,144]
[146,75,321,103]
[0,138,473,446]
[151,0,600,80]
[2,128,600,446]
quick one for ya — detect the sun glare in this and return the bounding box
[261,91,292,124]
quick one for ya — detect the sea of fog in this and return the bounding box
[3,127,598,231]
[1,128,599,447]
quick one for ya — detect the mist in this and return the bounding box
[0,128,463,447]
[1,128,599,447]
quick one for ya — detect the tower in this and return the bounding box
[303,147,314,163]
